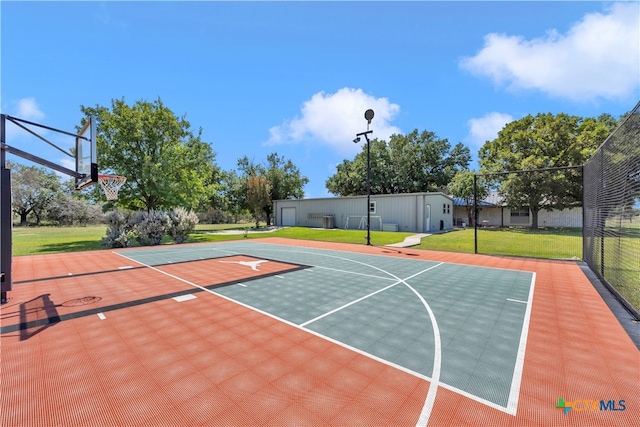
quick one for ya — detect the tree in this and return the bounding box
[231,153,308,226]
[246,175,270,228]
[10,162,61,226]
[80,97,220,211]
[326,129,470,196]
[263,153,308,225]
[448,170,490,226]
[479,113,612,229]
[216,170,248,223]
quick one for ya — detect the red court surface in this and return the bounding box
[1,238,638,426]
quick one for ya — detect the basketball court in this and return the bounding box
[1,238,637,426]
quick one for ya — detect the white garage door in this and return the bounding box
[281,207,296,226]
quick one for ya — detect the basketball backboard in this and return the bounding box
[75,116,98,189]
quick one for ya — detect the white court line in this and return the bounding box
[237,283,247,287]
[506,272,536,415]
[506,298,527,304]
[97,313,106,320]
[173,294,197,302]
[275,275,284,279]
[118,266,134,270]
[113,252,220,295]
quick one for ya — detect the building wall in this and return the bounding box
[273,193,454,233]
[457,206,583,228]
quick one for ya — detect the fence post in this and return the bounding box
[473,174,478,254]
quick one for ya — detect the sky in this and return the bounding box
[2,1,639,199]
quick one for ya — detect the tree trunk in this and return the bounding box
[20,211,28,226]
[531,208,539,230]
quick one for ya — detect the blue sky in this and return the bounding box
[2,1,638,199]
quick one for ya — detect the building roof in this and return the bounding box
[274,192,453,203]
[451,197,496,207]
[451,191,506,207]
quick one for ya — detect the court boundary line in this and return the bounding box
[506,272,536,415]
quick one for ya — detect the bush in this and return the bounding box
[167,207,199,243]
[101,208,201,248]
[132,210,169,246]
[101,210,135,248]
[47,195,105,226]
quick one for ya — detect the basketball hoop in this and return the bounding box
[98,174,126,200]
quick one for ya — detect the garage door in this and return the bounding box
[281,207,296,226]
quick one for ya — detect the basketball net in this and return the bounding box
[98,174,126,200]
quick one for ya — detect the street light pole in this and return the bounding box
[354,109,374,246]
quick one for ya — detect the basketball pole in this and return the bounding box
[0,114,96,303]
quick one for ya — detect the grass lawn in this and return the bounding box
[414,227,583,260]
[12,225,107,256]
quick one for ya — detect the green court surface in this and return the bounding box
[117,241,534,413]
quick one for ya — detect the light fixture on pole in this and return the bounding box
[354,109,374,246]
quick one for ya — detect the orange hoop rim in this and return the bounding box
[97,174,126,200]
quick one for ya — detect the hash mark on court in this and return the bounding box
[97,313,106,320]
[173,294,197,302]
[507,298,527,304]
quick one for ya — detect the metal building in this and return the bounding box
[273,192,454,233]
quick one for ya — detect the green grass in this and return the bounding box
[12,225,107,255]
[414,227,583,260]
[194,222,256,232]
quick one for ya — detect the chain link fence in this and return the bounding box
[583,103,640,317]
[473,167,583,261]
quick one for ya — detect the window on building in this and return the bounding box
[443,203,447,214]
[447,204,450,214]
[369,201,376,214]
[510,207,530,217]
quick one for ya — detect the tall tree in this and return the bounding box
[232,153,308,226]
[263,153,309,225]
[246,175,270,228]
[326,129,470,196]
[10,162,62,226]
[80,97,219,211]
[479,113,612,229]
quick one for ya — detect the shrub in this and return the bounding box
[167,207,199,243]
[132,210,169,246]
[101,210,135,248]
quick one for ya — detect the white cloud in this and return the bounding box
[15,97,46,121]
[460,3,640,102]
[466,112,513,150]
[5,97,47,142]
[267,87,402,156]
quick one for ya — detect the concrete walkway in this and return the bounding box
[385,233,431,248]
